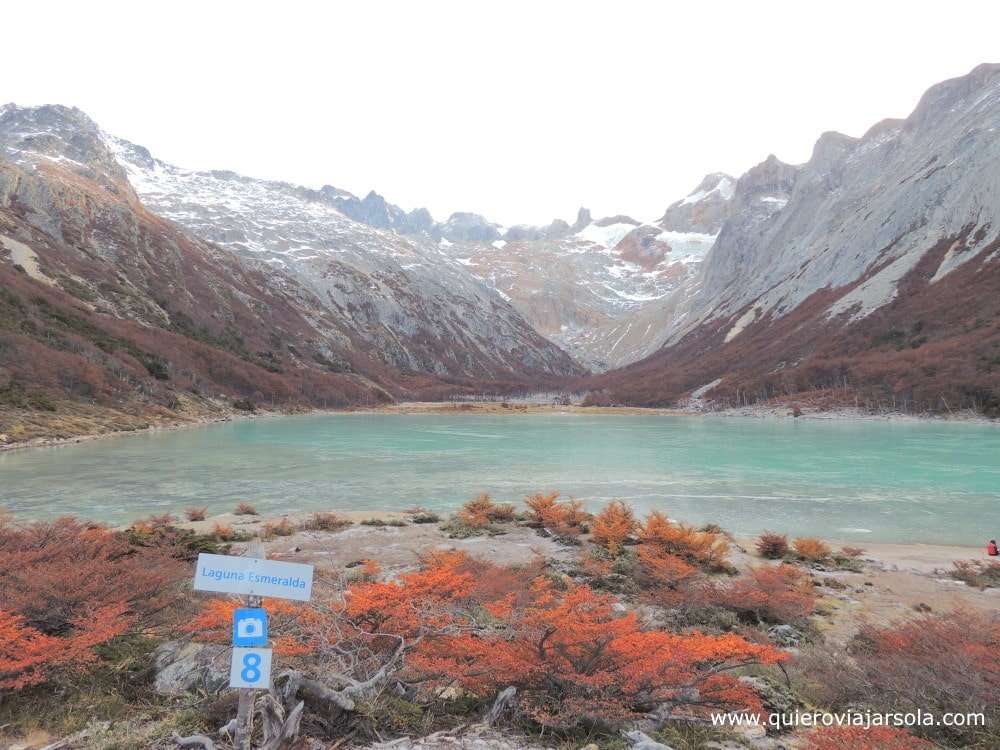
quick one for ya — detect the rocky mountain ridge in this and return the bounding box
[589,63,1000,415]
[3,62,999,419]
[0,104,582,393]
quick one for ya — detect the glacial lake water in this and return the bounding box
[1,413,998,544]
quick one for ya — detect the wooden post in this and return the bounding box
[234,542,264,750]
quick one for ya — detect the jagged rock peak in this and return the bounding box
[572,207,592,232]
[907,62,1000,130]
[440,211,501,243]
[0,103,137,201]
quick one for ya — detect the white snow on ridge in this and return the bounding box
[680,176,735,205]
[576,222,638,249]
[491,239,507,249]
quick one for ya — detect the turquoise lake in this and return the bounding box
[1,413,998,544]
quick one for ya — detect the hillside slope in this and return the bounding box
[587,64,1000,415]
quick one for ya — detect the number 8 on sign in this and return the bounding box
[241,652,262,683]
[230,647,272,688]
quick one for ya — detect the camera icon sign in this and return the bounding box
[233,607,269,647]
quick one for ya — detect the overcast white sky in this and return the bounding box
[4,1,999,226]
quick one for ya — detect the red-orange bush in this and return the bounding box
[524,492,590,536]
[0,518,185,687]
[410,575,786,729]
[793,537,832,562]
[458,493,515,528]
[591,501,637,555]
[709,564,816,624]
[638,511,730,569]
[803,726,933,750]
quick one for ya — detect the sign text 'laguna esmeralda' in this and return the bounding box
[193,553,314,601]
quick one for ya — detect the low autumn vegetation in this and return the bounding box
[0,518,186,690]
[442,493,517,537]
[184,506,208,521]
[795,610,1000,748]
[524,491,591,538]
[803,726,933,750]
[0,502,992,749]
[793,536,832,562]
[756,531,789,559]
[590,500,638,554]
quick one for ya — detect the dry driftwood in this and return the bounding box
[259,691,305,750]
[484,686,517,726]
[171,731,216,750]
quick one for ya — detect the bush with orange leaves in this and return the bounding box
[802,726,933,750]
[410,571,787,730]
[708,564,816,625]
[457,493,516,528]
[637,511,731,572]
[524,492,590,537]
[590,500,637,555]
[0,517,185,688]
[793,537,831,562]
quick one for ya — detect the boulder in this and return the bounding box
[153,640,229,695]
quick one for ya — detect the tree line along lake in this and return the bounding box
[2,412,997,545]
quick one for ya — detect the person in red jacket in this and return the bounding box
[988,539,999,556]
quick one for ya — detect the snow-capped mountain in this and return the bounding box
[0,104,582,418]
[0,105,582,382]
[437,178,734,371]
[591,63,1000,414]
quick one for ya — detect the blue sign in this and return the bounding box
[233,607,268,647]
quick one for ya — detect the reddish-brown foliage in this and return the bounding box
[709,564,816,624]
[803,726,933,750]
[184,506,208,521]
[524,492,590,537]
[457,493,516,528]
[591,501,637,555]
[755,532,789,559]
[637,511,730,570]
[410,574,786,729]
[793,537,832,562]
[0,518,185,687]
[580,230,1000,417]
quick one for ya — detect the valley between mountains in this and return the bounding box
[2,63,1000,444]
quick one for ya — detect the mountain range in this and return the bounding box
[1,63,999,430]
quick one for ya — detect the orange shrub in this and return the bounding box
[0,518,185,687]
[591,501,637,555]
[638,511,730,569]
[803,726,933,750]
[212,522,235,541]
[710,564,816,624]
[185,506,208,521]
[636,546,700,591]
[525,492,590,536]
[755,531,789,559]
[410,575,786,729]
[234,502,258,516]
[850,611,1000,741]
[840,546,865,558]
[458,493,515,528]
[794,537,832,562]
